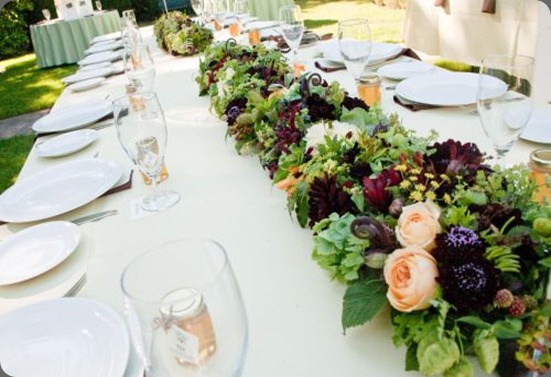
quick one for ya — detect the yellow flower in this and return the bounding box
[443,193,452,204]
[424,173,435,179]
[410,168,421,175]
[410,176,419,182]
[425,191,437,201]
[410,191,424,202]
[395,164,408,172]
[430,181,440,189]
[415,184,426,192]
[400,180,412,189]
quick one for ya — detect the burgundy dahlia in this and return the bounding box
[305,94,336,123]
[362,169,401,214]
[308,175,355,226]
[342,95,369,112]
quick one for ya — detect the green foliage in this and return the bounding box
[473,331,499,374]
[341,274,387,331]
[0,0,34,59]
[312,213,370,282]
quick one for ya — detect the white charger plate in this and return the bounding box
[0,222,81,286]
[85,40,123,55]
[395,72,508,106]
[79,50,123,66]
[0,298,129,377]
[318,40,403,66]
[35,129,99,157]
[32,100,112,133]
[91,33,121,44]
[63,66,113,84]
[377,61,435,80]
[0,158,122,223]
[521,107,551,144]
[67,77,105,92]
[80,61,111,71]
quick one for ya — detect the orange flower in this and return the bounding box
[384,246,439,312]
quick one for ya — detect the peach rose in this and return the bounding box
[384,246,439,312]
[395,200,442,250]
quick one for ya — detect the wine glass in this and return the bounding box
[278,4,304,64]
[233,0,248,16]
[113,92,180,212]
[211,0,227,31]
[338,19,372,82]
[191,0,203,20]
[42,9,51,21]
[124,43,156,92]
[477,55,534,168]
[95,0,102,11]
[121,238,249,377]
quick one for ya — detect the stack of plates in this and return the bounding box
[32,100,113,134]
[318,40,403,66]
[395,72,507,107]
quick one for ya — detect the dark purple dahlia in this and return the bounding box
[362,168,401,214]
[342,95,369,112]
[308,175,355,227]
[469,203,524,233]
[304,94,336,123]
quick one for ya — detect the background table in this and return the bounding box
[247,0,294,20]
[3,27,547,377]
[30,10,122,68]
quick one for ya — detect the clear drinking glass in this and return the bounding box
[233,0,248,16]
[338,19,372,82]
[123,9,138,28]
[477,55,534,168]
[121,238,249,377]
[42,9,51,21]
[113,92,180,212]
[191,0,203,19]
[211,0,227,30]
[124,44,156,92]
[278,4,304,63]
[95,0,102,11]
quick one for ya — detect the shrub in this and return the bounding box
[0,0,34,59]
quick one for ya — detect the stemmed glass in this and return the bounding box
[190,0,203,20]
[95,0,102,11]
[42,9,52,21]
[338,19,372,82]
[121,238,249,377]
[477,55,534,168]
[278,4,304,64]
[233,0,248,16]
[124,44,156,92]
[211,0,227,30]
[113,92,180,212]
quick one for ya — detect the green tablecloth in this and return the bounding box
[247,0,295,21]
[30,10,122,68]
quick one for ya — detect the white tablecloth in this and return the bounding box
[1,27,545,377]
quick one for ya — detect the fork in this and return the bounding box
[63,274,87,297]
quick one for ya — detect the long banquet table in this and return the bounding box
[1,26,547,377]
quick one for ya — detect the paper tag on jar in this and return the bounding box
[168,325,200,365]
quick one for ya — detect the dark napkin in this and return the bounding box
[314,60,346,73]
[0,170,134,226]
[393,95,440,112]
[482,0,496,14]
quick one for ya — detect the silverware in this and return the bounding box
[71,209,118,226]
[63,274,87,297]
[90,122,114,131]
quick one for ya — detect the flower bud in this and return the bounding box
[534,218,551,237]
[388,198,404,218]
[364,249,388,269]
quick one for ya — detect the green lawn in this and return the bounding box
[0,54,77,120]
[0,135,34,193]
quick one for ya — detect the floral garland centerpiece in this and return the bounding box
[195,40,551,376]
[153,11,213,56]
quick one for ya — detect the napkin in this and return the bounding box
[100,169,133,198]
[314,60,346,73]
[315,47,422,73]
[393,95,440,112]
[482,0,496,14]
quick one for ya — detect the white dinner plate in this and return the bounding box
[0,158,122,223]
[0,222,81,286]
[318,40,403,66]
[395,72,508,106]
[377,61,435,80]
[67,77,105,92]
[63,66,113,84]
[80,61,111,71]
[85,40,123,55]
[32,100,112,133]
[0,298,129,377]
[35,129,99,157]
[91,33,121,44]
[78,50,123,66]
[521,107,551,144]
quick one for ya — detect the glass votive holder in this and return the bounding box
[357,73,381,107]
[248,28,260,46]
[528,149,551,202]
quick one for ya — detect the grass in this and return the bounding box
[0,135,35,193]
[0,54,77,120]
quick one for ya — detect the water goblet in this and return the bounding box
[477,55,534,168]
[124,43,156,92]
[120,238,249,377]
[95,1,102,11]
[42,9,52,21]
[113,92,180,212]
[338,19,372,82]
[278,4,304,65]
[191,0,203,20]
